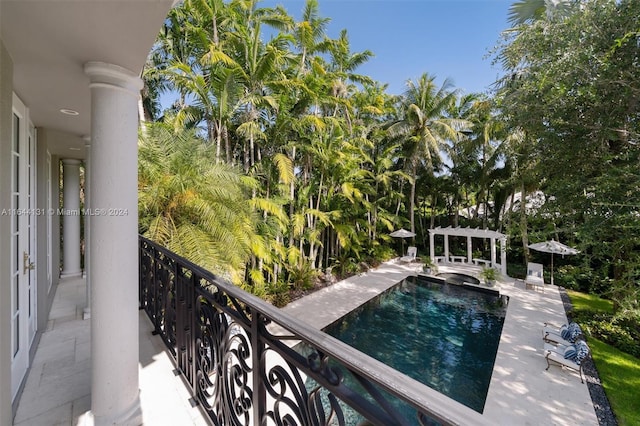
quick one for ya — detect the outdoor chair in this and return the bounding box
[400,246,417,263]
[544,340,589,383]
[543,321,583,345]
[525,262,545,292]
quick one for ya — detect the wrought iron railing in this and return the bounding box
[139,236,488,426]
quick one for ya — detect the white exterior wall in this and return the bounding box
[0,43,67,423]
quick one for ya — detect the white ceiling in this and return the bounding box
[1,0,174,158]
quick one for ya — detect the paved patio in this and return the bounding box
[282,260,599,425]
[13,276,206,426]
[14,261,599,425]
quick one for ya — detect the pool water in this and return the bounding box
[323,275,508,414]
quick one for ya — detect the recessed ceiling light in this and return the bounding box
[69,147,81,151]
[60,108,79,116]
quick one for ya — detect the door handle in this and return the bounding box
[23,251,35,274]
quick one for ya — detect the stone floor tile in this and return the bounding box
[70,395,91,420]
[14,362,90,423]
[13,402,72,426]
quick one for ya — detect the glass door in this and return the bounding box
[11,93,35,400]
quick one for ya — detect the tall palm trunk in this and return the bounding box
[289,146,296,247]
[520,180,530,262]
[215,122,222,162]
[410,163,417,234]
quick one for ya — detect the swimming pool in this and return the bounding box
[323,275,508,414]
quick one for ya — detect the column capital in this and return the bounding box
[84,62,142,96]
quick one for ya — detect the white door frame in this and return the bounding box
[10,93,36,400]
[27,123,37,343]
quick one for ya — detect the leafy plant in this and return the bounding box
[266,280,291,308]
[420,255,438,273]
[479,267,499,283]
[286,261,318,291]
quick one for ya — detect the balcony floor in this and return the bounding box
[13,276,207,426]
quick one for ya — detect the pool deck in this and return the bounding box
[281,260,599,426]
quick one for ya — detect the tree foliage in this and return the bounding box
[496,0,640,308]
[138,0,639,312]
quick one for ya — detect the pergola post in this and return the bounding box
[429,231,435,263]
[500,237,507,275]
[428,226,507,271]
[443,234,450,262]
[490,238,497,268]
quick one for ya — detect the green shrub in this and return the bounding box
[556,264,593,291]
[556,265,612,295]
[266,280,291,308]
[369,245,397,262]
[332,254,358,279]
[506,262,527,280]
[286,261,318,291]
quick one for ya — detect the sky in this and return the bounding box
[261,0,514,96]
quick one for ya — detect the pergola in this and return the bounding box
[428,226,508,274]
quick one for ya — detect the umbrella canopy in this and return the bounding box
[390,228,416,238]
[390,228,416,255]
[528,239,579,285]
[528,240,579,255]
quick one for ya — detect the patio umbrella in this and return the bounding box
[528,239,579,285]
[390,228,416,255]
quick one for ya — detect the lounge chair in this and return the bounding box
[544,340,589,383]
[400,246,417,263]
[525,262,545,292]
[543,321,583,345]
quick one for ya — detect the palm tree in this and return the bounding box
[292,0,331,75]
[507,0,574,26]
[141,4,200,124]
[138,123,258,284]
[464,98,506,227]
[225,1,293,171]
[389,73,468,234]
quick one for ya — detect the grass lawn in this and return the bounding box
[588,338,640,426]
[566,289,613,313]
[567,290,639,425]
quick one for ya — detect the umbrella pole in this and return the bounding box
[551,253,554,286]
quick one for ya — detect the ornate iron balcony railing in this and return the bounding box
[139,236,488,426]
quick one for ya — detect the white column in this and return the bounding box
[466,236,473,263]
[61,159,82,277]
[443,234,450,262]
[500,237,507,275]
[429,231,435,263]
[83,138,91,320]
[490,238,497,268]
[84,62,142,426]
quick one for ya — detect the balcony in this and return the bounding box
[13,237,599,425]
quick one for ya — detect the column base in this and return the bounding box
[78,390,142,426]
[60,270,83,279]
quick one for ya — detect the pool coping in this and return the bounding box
[281,260,600,426]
